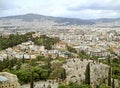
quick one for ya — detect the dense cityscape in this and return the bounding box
[0,13,120,88]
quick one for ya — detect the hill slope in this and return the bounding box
[0,13,120,25]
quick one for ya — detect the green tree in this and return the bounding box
[107,55,112,86]
[8,59,13,70]
[2,68,10,72]
[99,83,111,88]
[112,78,115,88]
[47,85,51,88]
[16,60,22,70]
[41,70,49,79]
[14,69,30,83]
[30,71,34,88]
[108,66,112,86]
[67,45,77,53]
[85,63,90,84]
[112,58,120,64]
[22,55,25,63]
[0,61,3,72]
[107,55,111,65]
[58,84,69,88]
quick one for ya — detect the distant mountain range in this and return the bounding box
[0,13,120,25]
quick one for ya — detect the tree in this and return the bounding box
[99,83,111,88]
[16,60,22,70]
[69,82,92,88]
[112,78,115,88]
[2,68,10,72]
[61,68,66,80]
[8,59,13,70]
[108,66,112,86]
[107,55,111,65]
[22,55,25,63]
[0,61,3,72]
[78,50,88,59]
[69,82,81,88]
[49,62,66,80]
[85,63,90,84]
[36,55,45,61]
[41,70,49,80]
[112,58,120,64]
[79,84,92,88]
[33,35,60,50]
[58,84,69,88]
[14,69,30,83]
[58,83,92,88]
[67,45,77,53]
[107,55,112,86]
[30,71,34,88]
[47,85,51,88]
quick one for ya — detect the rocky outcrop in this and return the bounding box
[90,62,109,87]
[63,58,109,88]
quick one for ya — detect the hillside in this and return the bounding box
[0,13,94,25]
[1,13,120,25]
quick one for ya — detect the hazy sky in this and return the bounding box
[0,0,120,19]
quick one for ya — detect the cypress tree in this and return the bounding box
[108,55,112,86]
[8,60,12,70]
[30,71,34,88]
[108,66,112,86]
[22,55,25,63]
[85,62,90,84]
[112,78,115,88]
[0,61,3,72]
[107,55,111,65]
[30,59,34,88]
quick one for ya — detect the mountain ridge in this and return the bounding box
[0,13,120,25]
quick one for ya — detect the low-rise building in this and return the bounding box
[0,72,20,88]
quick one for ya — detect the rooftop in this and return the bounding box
[0,76,8,82]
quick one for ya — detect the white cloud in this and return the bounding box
[0,0,120,19]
